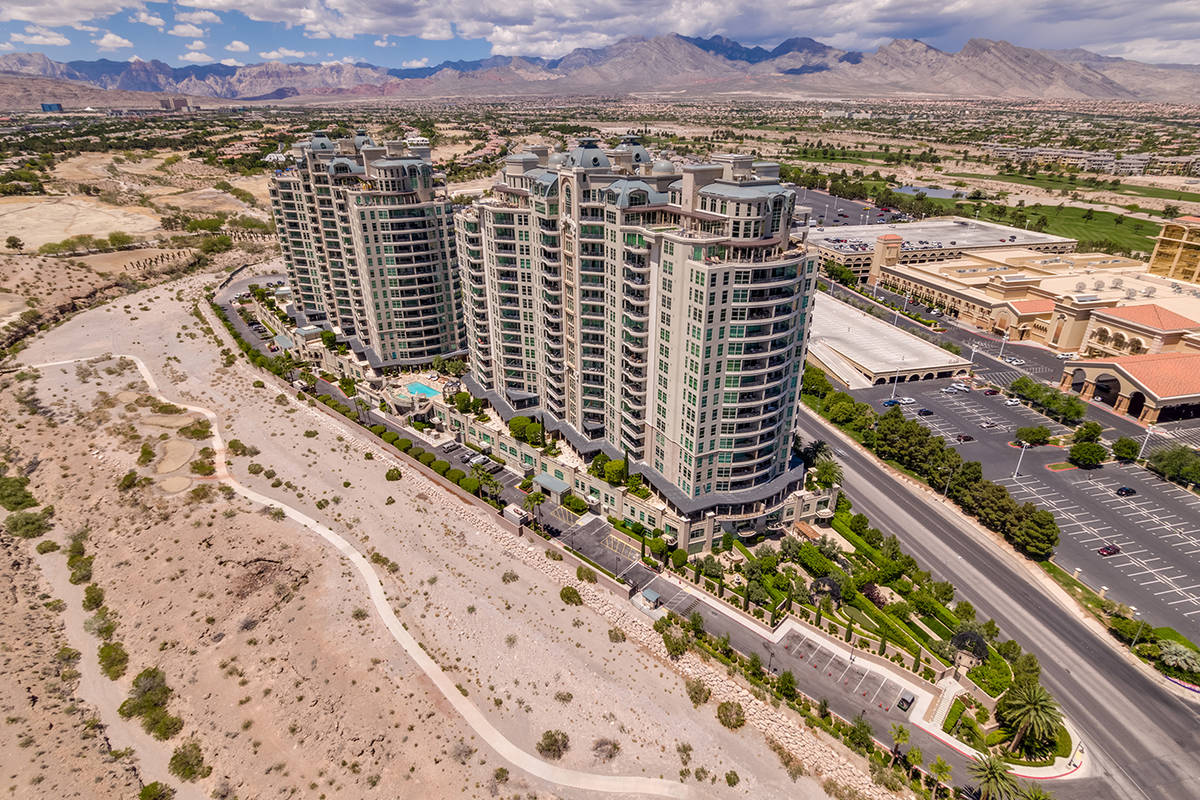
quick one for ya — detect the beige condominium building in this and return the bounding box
[1148,216,1200,285]
[854,223,1200,423]
[443,139,834,551]
[269,131,464,380]
[808,216,1076,284]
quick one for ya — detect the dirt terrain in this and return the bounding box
[0,195,161,249]
[0,252,904,798]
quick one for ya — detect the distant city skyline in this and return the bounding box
[1,2,1197,68]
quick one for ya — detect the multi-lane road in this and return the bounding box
[793,407,1200,800]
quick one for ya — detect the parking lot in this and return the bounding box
[781,630,909,714]
[851,379,1200,631]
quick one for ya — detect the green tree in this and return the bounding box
[604,459,627,485]
[905,745,923,779]
[777,670,797,700]
[1011,506,1059,559]
[1111,436,1140,462]
[522,491,546,529]
[1015,426,1051,446]
[846,715,874,752]
[1003,682,1063,754]
[811,457,843,488]
[1020,785,1056,800]
[889,723,909,766]
[508,415,531,441]
[1068,441,1108,468]
[930,755,952,799]
[970,752,1018,800]
[1073,421,1104,443]
[5,235,22,251]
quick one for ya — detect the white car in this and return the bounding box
[1005,398,1021,406]
[1055,352,1075,360]
[898,397,916,405]
[1010,358,1025,366]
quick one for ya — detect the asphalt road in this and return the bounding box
[850,379,1200,633]
[793,408,1200,800]
[793,187,906,230]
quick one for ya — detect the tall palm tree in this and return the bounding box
[904,745,923,780]
[889,723,909,766]
[812,457,843,488]
[523,490,546,531]
[1004,683,1063,754]
[929,755,951,799]
[801,439,832,467]
[969,753,1017,800]
[1019,785,1056,800]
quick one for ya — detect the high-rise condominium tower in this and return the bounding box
[270,131,463,368]
[457,138,815,503]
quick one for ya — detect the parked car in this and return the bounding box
[1098,544,1122,557]
[1116,487,1137,497]
[1010,358,1026,366]
[897,691,916,712]
[979,421,999,429]
[442,442,460,454]
[1005,398,1022,406]
[897,397,916,405]
[950,382,970,392]
[984,389,1001,396]
[917,408,934,416]
[941,387,959,395]
[955,434,975,442]
[882,399,900,407]
[1056,352,1076,359]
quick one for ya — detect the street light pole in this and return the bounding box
[1130,613,1147,650]
[1137,424,1156,460]
[942,464,962,497]
[1013,441,1030,479]
[998,332,1010,361]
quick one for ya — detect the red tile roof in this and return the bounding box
[1092,303,1199,332]
[1175,216,1200,224]
[1071,352,1200,400]
[1008,299,1055,315]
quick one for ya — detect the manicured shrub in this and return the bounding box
[431,459,450,475]
[459,476,480,495]
[560,586,583,606]
[407,447,425,460]
[381,431,399,444]
[562,494,589,513]
[418,452,437,467]
[445,468,465,484]
[395,437,412,451]
[670,549,688,570]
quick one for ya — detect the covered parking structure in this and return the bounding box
[1060,351,1200,424]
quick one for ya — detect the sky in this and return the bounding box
[0,1,1197,69]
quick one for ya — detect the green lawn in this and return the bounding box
[929,198,1157,253]
[946,171,1200,205]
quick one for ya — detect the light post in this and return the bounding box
[942,463,962,498]
[997,331,1010,361]
[1129,611,1148,650]
[969,344,978,367]
[1013,441,1030,478]
[1137,424,1156,461]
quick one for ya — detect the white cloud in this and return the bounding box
[373,38,391,47]
[10,25,71,47]
[167,23,205,38]
[258,47,308,60]
[129,10,165,29]
[178,51,213,63]
[401,57,429,67]
[225,39,249,52]
[185,39,206,50]
[93,31,133,50]
[175,10,221,24]
[220,57,243,66]
[0,42,12,51]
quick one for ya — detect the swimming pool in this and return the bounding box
[407,381,440,398]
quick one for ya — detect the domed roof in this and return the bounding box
[352,129,375,150]
[308,132,335,151]
[547,152,566,166]
[651,159,674,175]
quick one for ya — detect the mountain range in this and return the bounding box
[1,34,1197,108]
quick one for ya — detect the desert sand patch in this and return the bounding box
[116,390,140,403]
[158,475,191,493]
[0,195,161,248]
[143,413,197,428]
[0,290,24,327]
[160,188,251,214]
[155,439,195,474]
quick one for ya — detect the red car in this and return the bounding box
[984,389,1000,396]
[1098,544,1121,557]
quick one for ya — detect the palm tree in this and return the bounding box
[523,490,546,531]
[969,753,1017,800]
[1004,683,1063,754]
[811,457,843,488]
[929,755,951,799]
[801,439,832,467]
[1019,784,1056,800]
[904,745,923,781]
[889,723,909,766]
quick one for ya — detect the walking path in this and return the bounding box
[33,355,690,800]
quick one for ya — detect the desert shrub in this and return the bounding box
[118,668,184,740]
[36,540,59,554]
[98,642,129,679]
[247,462,264,475]
[717,701,745,730]
[501,570,519,584]
[168,740,212,781]
[385,468,402,481]
[0,474,37,511]
[576,565,597,583]
[560,586,583,606]
[608,627,626,643]
[189,460,215,476]
[726,771,740,787]
[139,783,175,800]
[5,507,53,539]
[592,738,621,761]
[82,584,105,611]
[117,470,139,491]
[536,729,570,760]
[137,443,156,465]
[545,549,563,561]
[685,678,711,707]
